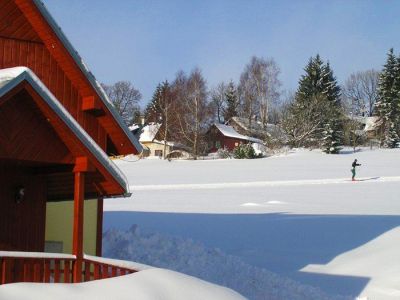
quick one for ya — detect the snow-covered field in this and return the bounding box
[104,148,400,299]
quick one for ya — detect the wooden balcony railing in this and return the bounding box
[0,251,138,285]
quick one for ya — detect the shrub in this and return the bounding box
[217,147,232,159]
[233,144,259,159]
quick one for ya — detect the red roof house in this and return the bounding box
[207,123,263,152]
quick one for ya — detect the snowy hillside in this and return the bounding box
[104,148,400,299]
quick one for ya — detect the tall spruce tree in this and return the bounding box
[321,62,343,153]
[145,83,163,123]
[375,49,400,147]
[223,81,238,122]
[285,55,342,152]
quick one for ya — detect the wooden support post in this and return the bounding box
[72,171,85,283]
[96,197,104,257]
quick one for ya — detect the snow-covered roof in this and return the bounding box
[214,123,263,144]
[139,123,162,143]
[0,67,130,196]
[229,116,283,138]
[364,116,381,131]
[350,115,382,132]
[31,0,142,154]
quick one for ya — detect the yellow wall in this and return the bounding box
[45,199,98,255]
[142,141,172,157]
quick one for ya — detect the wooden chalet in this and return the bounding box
[207,123,263,152]
[0,0,142,284]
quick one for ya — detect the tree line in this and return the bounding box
[102,49,400,158]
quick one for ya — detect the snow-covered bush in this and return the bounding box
[252,143,267,157]
[217,147,232,159]
[322,122,342,154]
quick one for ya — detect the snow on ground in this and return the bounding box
[103,225,349,300]
[302,226,400,300]
[0,268,244,300]
[104,148,400,299]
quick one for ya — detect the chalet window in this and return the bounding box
[155,150,163,157]
[45,241,63,253]
[235,142,239,146]
[216,141,221,149]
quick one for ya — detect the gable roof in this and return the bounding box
[0,66,130,197]
[139,123,162,143]
[214,123,263,144]
[12,0,142,155]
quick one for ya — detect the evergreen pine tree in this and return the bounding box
[323,62,341,105]
[320,62,343,152]
[375,48,400,147]
[296,55,325,106]
[223,81,238,122]
[145,83,163,123]
[287,55,342,151]
[322,119,342,154]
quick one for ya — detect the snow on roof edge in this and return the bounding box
[31,0,142,155]
[214,123,263,144]
[0,67,130,196]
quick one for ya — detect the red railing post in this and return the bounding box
[23,259,30,282]
[0,258,2,284]
[111,266,117,278]
[101,264,108,279]
[64,260,71,283]
[33,259,41,282]
[84,261,91,282]
[94,263,100,280]
[44,260,51,283]
[54,260,61,283]
[1,258,8,284]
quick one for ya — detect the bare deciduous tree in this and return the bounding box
[102,81,142,125]
[210,82,227,124]
[173,68,209,158]
[238,56,281,128]
[342,69,379,117]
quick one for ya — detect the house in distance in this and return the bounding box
[207,123,263,152]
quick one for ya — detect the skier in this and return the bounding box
[351,159,361,181]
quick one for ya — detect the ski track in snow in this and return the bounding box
[130,176,400,191]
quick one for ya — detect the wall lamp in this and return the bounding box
[15,186,25,204]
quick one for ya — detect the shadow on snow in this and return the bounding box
[104,211,400,297]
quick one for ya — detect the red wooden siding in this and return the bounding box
[0,0,41,43]
[13,0,137,155]
[0,0,113,153]
[0,166,46,251]
[0,36,107,150]
[208,127,245,152]
[0,84,124,199]
[0,89,73,164]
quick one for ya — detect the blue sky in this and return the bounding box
[42,0,400,105]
